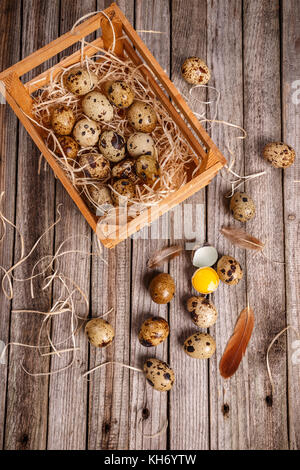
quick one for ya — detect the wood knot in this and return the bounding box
[142,407,150,420]
[265,395,273,407]
[20,433,29,446]
[103,422,111,433]
[222,403,230,417]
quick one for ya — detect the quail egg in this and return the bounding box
[56,135,79,161]
[217,255,243,286]
[104,80,135,108]
[73,118,101,147]
[127,100,157,133]
[88,184,113,210]
[230,191,256,222]
[127,132,155,158]
[65,67,98,96]
[143,358,175,392]
[263,142,295,168]
[111,159,137,181]
[149,273,175,304]
[82,91,114,123]
[183,332,216,359]
[50,105,76,136]
[111,179,136,205]
[138,316,170,347]
[98,130,126,162]
[187,296,218,328]
[136,155,160,184]
[85,318,114,348]
[181,57,211,85]
[78,152,111,179]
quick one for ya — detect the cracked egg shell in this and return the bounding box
[78,153,110,180]
[73,118,101,147]
[186,296,218,328]
[88,184,113,209]
[135,155,160,185]
[217,255,243,286]
[138,316,170,347]
[57,135,79,161]
[98,130,126,162]
[127,100,157,133]
[127,132,155,158]
[51,105,76,136]
[230,191,255,222]
[111,159,137,182]
[263,142,295,168]
[149,273,175,304]
[85,318,114,348]
[111,179,136,205]
[143,358,175,392]
[65,67,98,96]
[82,91,113,123]
[104,80,135,108]
[183,332,216,359]
[181,57,211,85]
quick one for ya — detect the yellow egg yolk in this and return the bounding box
[192,267,219,294]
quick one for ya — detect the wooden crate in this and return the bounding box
[0,2,226,249]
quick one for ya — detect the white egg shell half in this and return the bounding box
[192,245,218,268]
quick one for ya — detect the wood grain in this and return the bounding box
[46,0,96,450]
[206,0,249,450]
[86,0,133,450]
[169,0,209,450]
[0,0,21,449]
[3,0,59,450]
[243,0,288,449]
[128,0,170,451]
[281,0,300,450]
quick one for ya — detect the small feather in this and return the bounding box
[220,226,265,251]
[147,245,183,269]
[219,306,255,379]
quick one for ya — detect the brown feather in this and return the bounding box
[220,226,265,251]
[219,306,255,379]
[147,245,183,269]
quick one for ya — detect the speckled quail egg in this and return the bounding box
[98,130,126,162]
[183,332,216,359]
[85,318,114,348]
[230,191,256,222]
[82,91,113,123]
[65,67,98,96]
[143,358,175,392]
[217,255,243,286]
[186,296,218,328]
[181,57,211,85]
[51,105,76,135]
[111,179,136,205]
[263,142,295,168]
[73,118,101,147]
[149,273,175,304]
[138,316,170,347]
[78,152,111,180]
[127,132,155,158]
[56,135,79,161]
[88,184,113,210]
[135,155,160,184]
[127,100,157,133]
[111,159,137,182]
[104,80,135,108]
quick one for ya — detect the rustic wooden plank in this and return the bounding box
[169,0,209,450]
[46,0,96,451]
[243,0,288,449]
[206,0,249,450]
[128,0,170,451]
[87,0,134,450]
[0,0,21,450]
[4,0,59,450]
[281,0,300,450]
